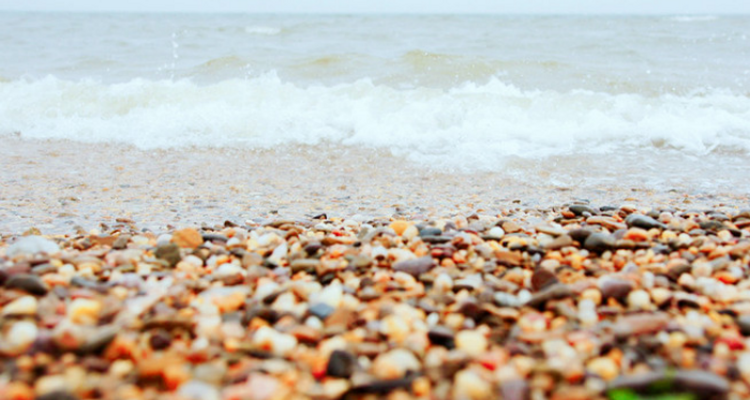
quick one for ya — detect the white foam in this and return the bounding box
[1,74,749,173]
[669,15,718,22]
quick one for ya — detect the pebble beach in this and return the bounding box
[3,181,750,399]
[2,11,750,400]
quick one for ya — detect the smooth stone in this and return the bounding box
[613,313,670,339]
[699,220,726,231]
[525,283,572,308]
[6,236,60,257]
[112,235,130,250]
[427,326,456,349]
[309,303,335,320]
[419,227,443,237]
[531,268,558,291]
[598,278,634,300]
[178,380,221,400]
[326,349,358,378]
[543,234,573,250]
[737,315,750,336]
[392,256,435,277]
[154,243,182,267]
[5,274,49,295]
[583,233,616,253]
[625,214,666,230]
[500,380,529,400]
[569,204,598,216]
[2,295,38,316]
[172,228,204,249]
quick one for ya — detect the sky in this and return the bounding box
[1,0,749,14]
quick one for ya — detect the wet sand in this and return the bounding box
[1,137,747,235]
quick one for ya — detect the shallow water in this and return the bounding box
[1,13,749,232]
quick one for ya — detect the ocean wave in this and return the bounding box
[244,26,281,35]
[1,74,748,172]
[669,15,718,22]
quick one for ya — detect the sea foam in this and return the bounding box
[1,74,749,172]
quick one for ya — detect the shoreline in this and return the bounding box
[2,136,748,235]
[1,205,749,399]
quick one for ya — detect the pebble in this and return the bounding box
[627,290,652,310]
[372,349,421,379]
[455,330,488,357]
[5,273,49,295]
[586,357,619,381]
[625,214,666,230]
[2,295,38,316]
[454,369,492,399]
[172,228,204,248]
[392,256,435,276]
[252,326,298,357]
[326,349,358,378]
[1,320,38,355]
[583,233,615,253]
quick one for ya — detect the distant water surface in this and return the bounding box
[1,13,749,190]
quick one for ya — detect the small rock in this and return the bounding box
[390,220,410,236]
[178,380,221,400]
[737,315,750,336]
[454,369,492,400]
[172,228,204,249]
[434,273,453,292]
[598,277,634,301]
[6,236,60,257]
[584,233,615,253]
[613,313,670,339]
[5,274,49,295]
[309,303,335,320]
[372,349,421,379]
[587,357,619,381]
[326,349,358,378]
[531,268,558,291]
[525,284,572,308]
[252,326,297,357]
[68,298,102,324]
[154,243,182,267]
[625,214,666,230]
[569,204,598,216]
[428,326,456,348]
[2,295,38,316]
[1,320,38,355]
[392,256,435,276]
[455,330,488,358]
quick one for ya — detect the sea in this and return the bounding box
[1,13,749,231]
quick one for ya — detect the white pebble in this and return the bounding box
[434,273,453,293]
[2,295,38,316]
[455,330,488,357]
[627,290,652,310]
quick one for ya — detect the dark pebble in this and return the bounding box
[36,391,80,400]
[421,235,451,244]
[346,376,416,396]
[326,349,358,378]
[737,315,750,336]
[531,268,558,291]
[419,227,443,237]
[699,220,726,231]
[5,273,49,295]
[392,256,435,276]
[625,214,666,230]
[149,330,173,350]
[525,283,572,308]
[428,326,456,349]
[154,243,182,267]
[583,233,616,253]
[599,278,634,300]
[569,204,598,216]
[568,228,592,244]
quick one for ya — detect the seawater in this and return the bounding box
[1,13,749,189]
